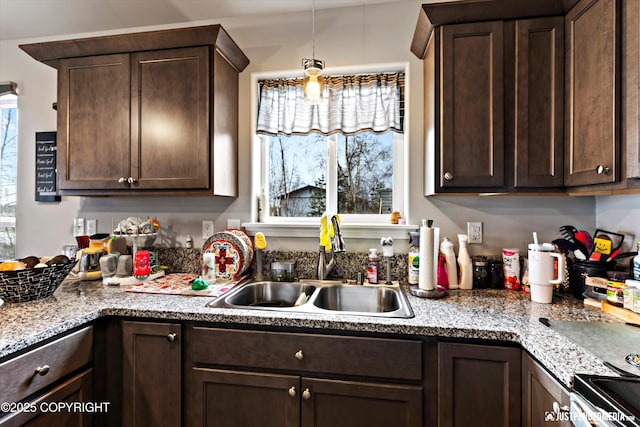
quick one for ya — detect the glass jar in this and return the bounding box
[473,258,490,289]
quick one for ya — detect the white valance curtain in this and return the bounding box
[256,72,404,136]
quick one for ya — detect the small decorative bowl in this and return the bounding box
[0,262,76,303]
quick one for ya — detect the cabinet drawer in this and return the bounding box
[0,368,93,427]
[0,326,93,404]
[190,327,422,381]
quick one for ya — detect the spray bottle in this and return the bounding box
[457,234,473,289]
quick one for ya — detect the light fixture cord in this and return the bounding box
[312,0,316,60]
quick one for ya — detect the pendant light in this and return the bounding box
[302,0,324,104]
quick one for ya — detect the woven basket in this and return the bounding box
[0,262,75,303]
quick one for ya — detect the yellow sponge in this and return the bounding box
[255,232,267,250]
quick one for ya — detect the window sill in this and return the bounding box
[242,222,418,240]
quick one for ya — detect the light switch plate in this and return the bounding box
[227,219,241,230]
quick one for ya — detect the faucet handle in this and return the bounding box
[331,215,346,253]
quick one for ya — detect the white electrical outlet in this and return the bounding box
[467,221,483,244]
[86,219,97,236]
[202,220,214,239]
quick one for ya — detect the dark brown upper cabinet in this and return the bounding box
[20,25,249,197]
[414,1,568,194]
[564,0,621,187]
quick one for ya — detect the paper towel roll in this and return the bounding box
[419,226,436,290]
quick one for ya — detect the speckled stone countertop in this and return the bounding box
[0,277,626,388]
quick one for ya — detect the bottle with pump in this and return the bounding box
[457,234,473,289]
[367,248,379,284]
[440,237,458,289]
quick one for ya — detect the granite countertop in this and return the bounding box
[0,276,627,388]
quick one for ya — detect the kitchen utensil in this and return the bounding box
[559,225,589,259]
[578,230,594,252]
[589,229,626,262]
[552,238,586,260]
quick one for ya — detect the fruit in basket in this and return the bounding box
[0,260,27,271]
[45,254,71,266]
[20,256,40,269]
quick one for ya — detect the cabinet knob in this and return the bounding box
[288,386,296,398]
[127,177,138,184]
[167,333,177,342]
[35,365,50,376]
[118,177,127,184]
[302,388,311,400]
[443,172,453,181]
[294,350,304,361]
[595,165,611,175]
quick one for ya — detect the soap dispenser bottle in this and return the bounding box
[367,248,379,284]
[457,234,473,289]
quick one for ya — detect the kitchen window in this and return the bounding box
[251,66,408,231]
[0,82,17,259]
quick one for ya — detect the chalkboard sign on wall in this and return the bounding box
[35,131,61,202]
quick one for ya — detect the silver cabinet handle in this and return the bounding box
[552,401,570,414]
[288,386,296,398]
[127,177,137,184]
[294,350,304,361]
[118,177,127,183]
[35,365,50,376]
[444,172,453,181]
[167,333,177,342]
[302,388,311,400]
[595,165,611,175]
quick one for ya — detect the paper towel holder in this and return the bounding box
[409,284,447,299]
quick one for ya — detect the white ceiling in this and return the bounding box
[0,0,415,41]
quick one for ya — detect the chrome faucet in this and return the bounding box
[317,214,345,280]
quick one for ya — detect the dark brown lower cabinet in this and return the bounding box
[522,353,571,427]
[438,342,521,427]
[189,367,422,427]
[0,369,93,427]
[301,377,422,427]
[121,321,181,427]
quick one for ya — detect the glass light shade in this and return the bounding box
[303,58,325,105]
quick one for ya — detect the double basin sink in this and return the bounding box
[207,280,414,319]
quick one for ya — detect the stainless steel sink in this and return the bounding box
[207,280,414,318]
[225,282,317,308]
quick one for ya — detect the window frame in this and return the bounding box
[249,62,411,233]
[0,92,18,259]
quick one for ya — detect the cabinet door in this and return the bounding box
[122,321,181,427]
[565,0,620,186]
[438,342,520,427]
[522,354,571,427]
[187,368,299,427]
[300,378,422,427]
[0,369,93,427]
[514,17,565,188]
[623,0,640,179]
[131,47,210,190]
[440,21,505,189]
[57,54,131,190]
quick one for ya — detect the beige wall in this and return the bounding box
[3,1,631,259]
